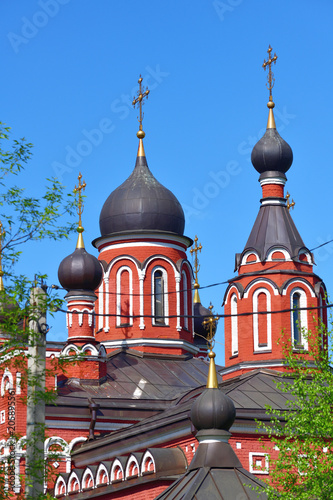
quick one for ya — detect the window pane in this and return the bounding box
[293,293,301,345]
[154,271,164,323]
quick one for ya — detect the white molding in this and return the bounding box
[259,176,286,187]
[101,338,199,354]
[231,294,238,356]
[261,198,286,206]
[220,360,285,376]
[241,250,260,266]
[290,287,308,349]
[224,284,241,305]
[266,247,291,262]
[253,288,272,352]
[96,232,189,253]
[282,278,316,298]
[244,279,279,298]
[116,266,133,327]
[138,270,145,330]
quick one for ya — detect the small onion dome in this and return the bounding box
[58,230,103,292]
[194,302,217,339]
[191,387,236,432]
[251,127,293,174]
[99,155,185,237]
[191,352,236,432]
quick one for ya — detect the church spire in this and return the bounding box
[263,45,278,129]
[190,235,202,304]
[132,75,150,157]
[73,173,86,249]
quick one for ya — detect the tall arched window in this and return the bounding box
[253,288,272,352]
[231,294,238,356]
[152,267,168,325]
[181,271,188,330]
[290,288,307,349]
[116,267,133,327]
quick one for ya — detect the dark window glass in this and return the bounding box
[154,270,164,324]
[293,293,301,346]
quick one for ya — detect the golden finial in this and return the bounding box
[132,75,150,157]
[202,304,219,389]
[190,236,202,304]
[286,191,295,211]
[73,173,86,249]
[0,221,5,291]
[263,45,278,129]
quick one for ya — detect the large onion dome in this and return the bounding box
[99,146,185,237]
[58,229,103,292]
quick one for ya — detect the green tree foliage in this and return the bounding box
[0,122,77,499]
[259,320,333,500]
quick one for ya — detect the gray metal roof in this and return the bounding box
[58,350,221,404]
[241,203,308,263]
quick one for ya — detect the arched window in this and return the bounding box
[152,268,168,325]
[231,294,238,356]
[291,288,308,349]
[181,271,188,330]
[116,267,133,327]
[253,288,272,352]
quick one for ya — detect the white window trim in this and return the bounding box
[253,288,272,352]
[151,266,169,326]
[249,452,269,475]
[182,270,188,330]
[290,287,308,350]
[231,294,238,355]
[116,266,133,327]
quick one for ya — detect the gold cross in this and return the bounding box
[190,235,202,285]
[286,191,295,211]
[0,221,5,291]
[202,303,219,347]
[132,75,150,136]
[263,45,278,99]
[73,173,86,228]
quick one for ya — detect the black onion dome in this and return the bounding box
[194,302,216,339]
[99,155,185,237]
[191,388,236,432]
[58,247,103,292]
[251,128,293,174]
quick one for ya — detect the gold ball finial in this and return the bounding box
[137,130,145,139]
[267,100,275,109]
[208,350,216,359]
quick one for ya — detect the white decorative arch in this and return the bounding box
[241,250,260,266]
[16,436,26,454]
[125,455,140,478]
[81,468,95,490]
[290,287,308,349]
[105,255,141,280]
[142,254,178,278]
[68,307,93,328]
[69,436,87,452]
[298,249,313,265]
[81,344,99,356]
[151,265,169,326]
[98,345,107,359]
[244,279,279,299]
[44,436,70,456]
[253,288,272,352]
[116,265,133,327]
[266,247,291,261]
[224,284,242,305]
[231,294,238,356]
[61,344,80,356]
[1,369,14,397]
[110,459,124,482]
[141,450,156,474]
[96,463,109,486]
[282,279,316,298]
[54,475,67,497]
[68,471,81,493]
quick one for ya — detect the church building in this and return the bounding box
[0,47,327,499]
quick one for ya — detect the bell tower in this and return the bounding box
[222,47,327,379]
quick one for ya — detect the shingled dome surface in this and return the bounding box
[99,156,185,237]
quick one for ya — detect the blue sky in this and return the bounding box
[1,0,333,365]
